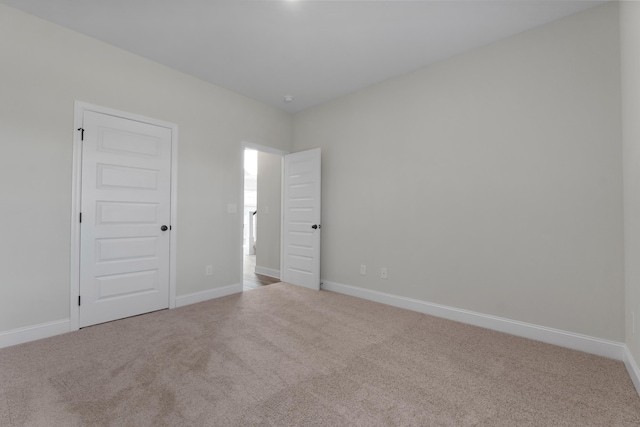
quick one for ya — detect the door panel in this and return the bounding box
[79,111,172,327]
[96,202,159,225]
[96,270,159,299]
[282,148,321,290]
[95,237,158,262]
[97,164,159,190]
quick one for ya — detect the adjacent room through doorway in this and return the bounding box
[242,148,282,291]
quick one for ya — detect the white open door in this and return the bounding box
[79,110,173,327]
[281,148,321,290]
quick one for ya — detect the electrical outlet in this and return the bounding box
[381,267,387,279]
[206,265,213,276]
[360,264,366,275]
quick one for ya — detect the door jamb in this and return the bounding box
[240,141,288,290]
[70,101,179,331]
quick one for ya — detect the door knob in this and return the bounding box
[312,224,321,230]
[161,225,168,231]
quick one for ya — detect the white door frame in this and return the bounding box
[70,101,179,331]
[240,141,288,288]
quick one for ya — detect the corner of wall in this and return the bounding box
[621,0,640,377]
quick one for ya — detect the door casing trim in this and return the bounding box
[70,101,179,331]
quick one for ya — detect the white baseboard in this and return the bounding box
[321,281,625,361]
[0,319,70,349]
[624,345,640,396]
[175,283,242,308]
[254,266,280,279]
[0,285,242,349]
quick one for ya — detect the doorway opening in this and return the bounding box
[242,147,282,291]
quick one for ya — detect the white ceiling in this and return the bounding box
[1,0,609,113]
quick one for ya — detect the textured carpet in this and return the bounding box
[1,283,639,426]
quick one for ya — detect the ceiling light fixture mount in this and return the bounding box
[283,95,294,103]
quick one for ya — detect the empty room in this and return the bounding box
[2,0,640,425]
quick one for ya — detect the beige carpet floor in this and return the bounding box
[1,282,639,426]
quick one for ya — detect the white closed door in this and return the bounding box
[282,148,321,290]
[79,111,172,327]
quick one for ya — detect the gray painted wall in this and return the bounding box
[621,0,640,363]
[0,1,632,355]
[256,151,282,274]
[293,3,624,341]
[0,4,292,332]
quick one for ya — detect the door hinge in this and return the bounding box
[78,296,81,306]
[79,212,82,223]
[77,127,84,141]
